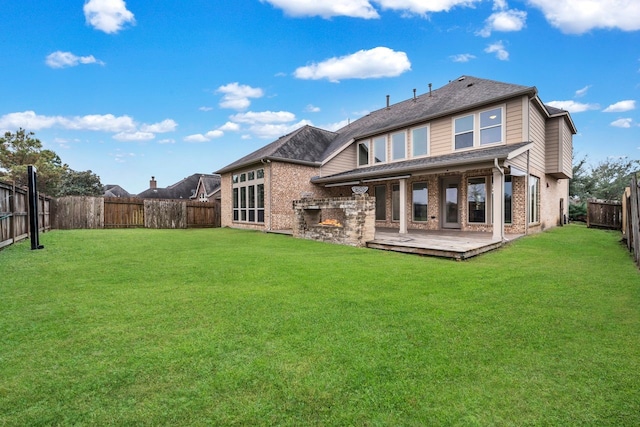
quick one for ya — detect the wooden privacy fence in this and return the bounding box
[587,199,622,230]
[53,196,220,229]
[0,180,51,250]
[622,175,640,269]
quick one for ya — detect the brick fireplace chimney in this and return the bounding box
[150,176,157,189]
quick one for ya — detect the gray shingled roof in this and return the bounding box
[138,173,219,199]
[103,185,131,197]
[217,76,540,174]
[192,175,221,198]
[311,141,533,184]
[217,125,337,174]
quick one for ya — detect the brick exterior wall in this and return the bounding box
[221,160,567,236]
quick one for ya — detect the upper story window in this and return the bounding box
[480,108,502,145]
[391,131,406,161]
[412,126,428,157]
[373,136,386,163]
[357,127,430,168]
[454,106,504,150]
[358,141,369,166]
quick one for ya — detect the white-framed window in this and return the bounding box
[454,106,504,150]
[358,141,370,166]
[529,175,539,224]
[504,175,512,224]
[232,168,265,223]
[480,108,502,145]
[373,136,386,163]
[468,177,487,223]
[412,126,428,157]
[391,131,406,161]
[454,114,474,150]
[392,184,400,221]
[412,182,428,222]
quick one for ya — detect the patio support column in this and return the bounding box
[399,178,407,234]
[492,163,504,241]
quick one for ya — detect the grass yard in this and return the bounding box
[1,225,639,426]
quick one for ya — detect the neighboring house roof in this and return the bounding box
[191,174,222,199]
[311,141,533,185]
[138,173,219,199]
[103,185,131,197]
[216,76,546,175]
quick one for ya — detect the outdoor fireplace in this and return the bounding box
[292,193,375,247]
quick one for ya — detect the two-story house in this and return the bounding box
[216,76,576,241]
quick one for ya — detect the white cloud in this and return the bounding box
[84,0,136,34]
[375,0,483,15]
[140,119,178,133]
[113,131,155,141]
[230,111,296,124]
[610,118,633,128]
[216,82,264,110]
[45,51,105,69]
[527,0,640,33]
[0,110,178,140]
[260,0,379,18]
[184,134,210,143]
[199,106,213,112]
[305,104,321,113]
[478,9,527,37]
[323,119,351,132]
[294,47,411,82]
[450,53,476,63]
[249,120,313,139]
[575,85,592,97]
[546,100,600,113]
[60,114,136,132]
[219,121,240,131]
[0,111,60,131]
[603,100,636,113]
[484,41,509,60]
[184,123,231,143]
[157,138,175,144]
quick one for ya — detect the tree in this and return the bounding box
[57,169,103,196]
[570,155,640,202]
[0,128,103,197]
[588,157,639,201]
[0,129,66,195]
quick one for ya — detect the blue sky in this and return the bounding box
[1,0,639,194]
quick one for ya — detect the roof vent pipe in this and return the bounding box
[429,83,432,97]
[386,95,390,109]
[413,88,416,101]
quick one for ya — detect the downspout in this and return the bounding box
[526,150,530,235]
[261,158,272,231]
[494,158,505,241]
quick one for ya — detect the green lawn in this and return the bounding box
[1,225,638,426]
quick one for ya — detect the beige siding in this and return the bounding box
[429,117,451,156]
[322,143,356,176]
[545,117,560,174]
[528,102,547,172]
[505,98,523,144]
[562,120,573,178]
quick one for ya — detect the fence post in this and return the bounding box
[630,175,640,267]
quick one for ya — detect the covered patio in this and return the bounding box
[367,228,524,260]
